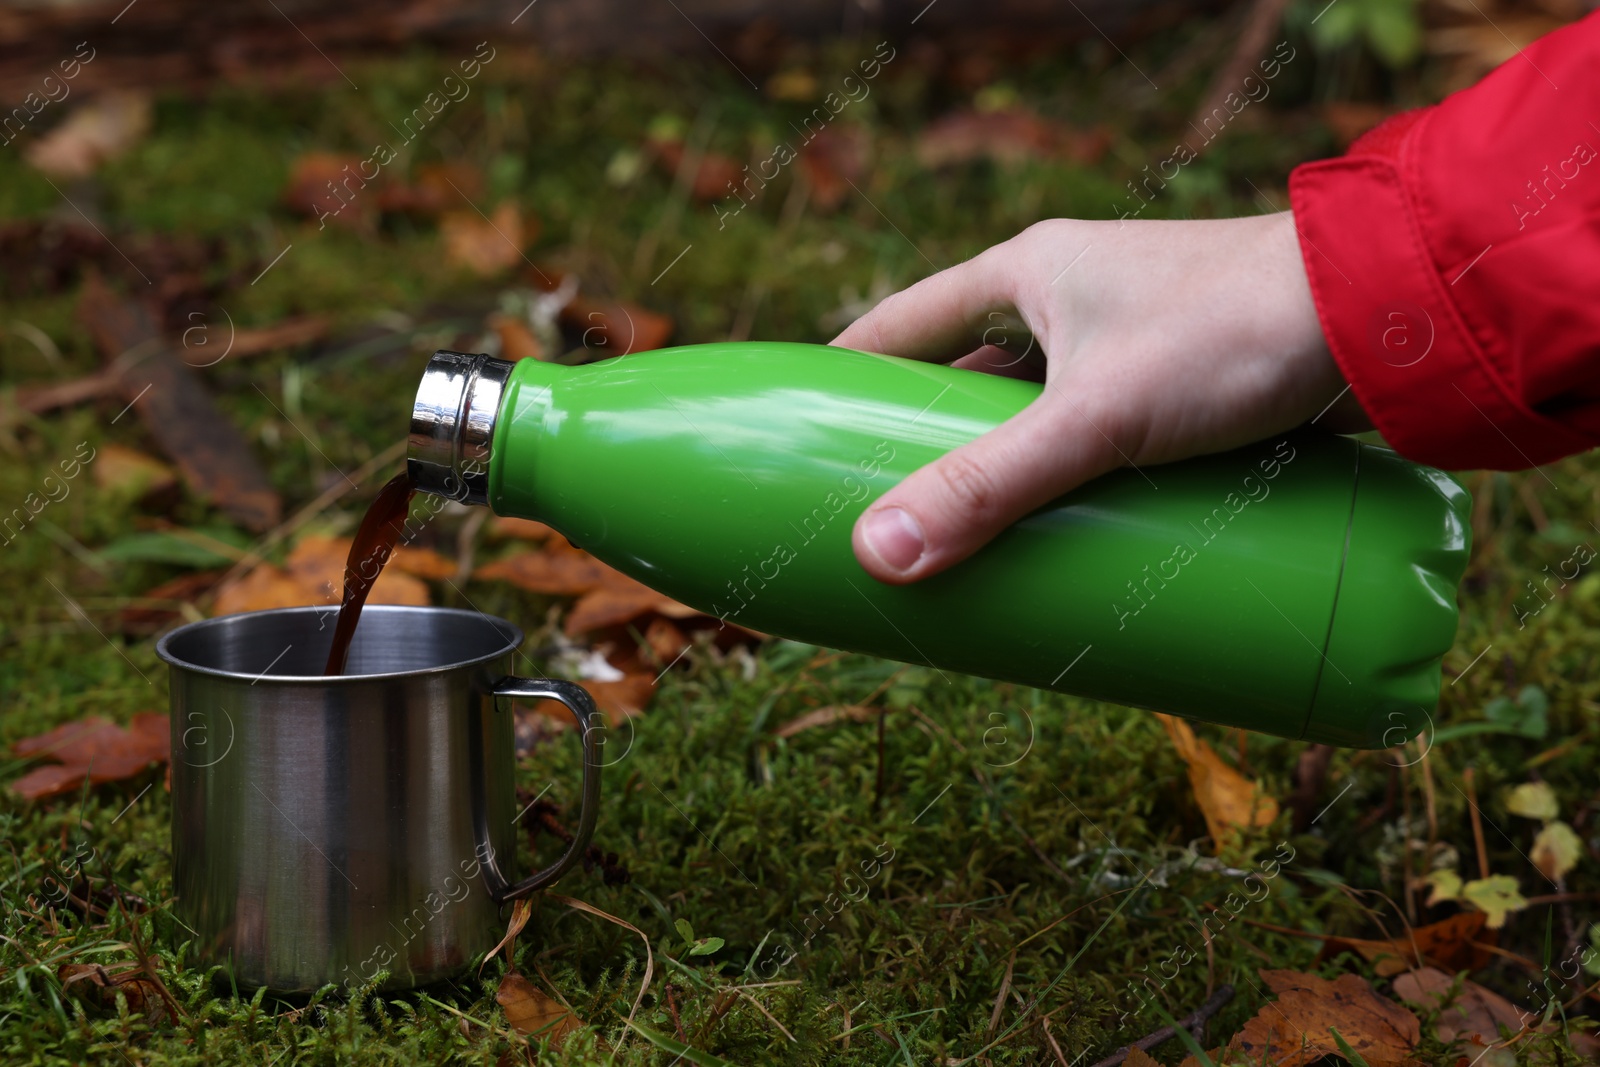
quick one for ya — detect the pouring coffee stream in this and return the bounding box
[323,470,417,675]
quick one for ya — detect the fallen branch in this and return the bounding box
[1088,985,1234,1067]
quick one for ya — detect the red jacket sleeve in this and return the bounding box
[1288,12,1600,469]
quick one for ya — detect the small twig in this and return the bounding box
[1088,985,1235,1067]
[1463,767,1491,881]
[987,952,1015,1037]
[665,983,685,1042]
[1185,0,1292,151]
[733,987,796,1042]
[1041,1014,1070,1065]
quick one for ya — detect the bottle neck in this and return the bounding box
[408,351,515,505]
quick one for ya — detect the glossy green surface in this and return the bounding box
[488,342,1468,747]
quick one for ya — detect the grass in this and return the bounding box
[2,22,1597,1066]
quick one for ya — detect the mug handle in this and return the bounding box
[480,677,603,903]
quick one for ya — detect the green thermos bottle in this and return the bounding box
[408,343,1469,748]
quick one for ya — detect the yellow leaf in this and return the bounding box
[1156,714,1277,851]
[1461,875,1527,928]
[1531,821,1583,881]
[1425,868,1463,906]
[1506,781,1559,821]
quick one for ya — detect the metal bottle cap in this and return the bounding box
[408,350,514,505]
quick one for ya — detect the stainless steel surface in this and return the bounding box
[407,350,512,506]
[157,605,602,993]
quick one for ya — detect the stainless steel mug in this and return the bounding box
[157,604,601,993]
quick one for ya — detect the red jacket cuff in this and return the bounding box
[1289,151,1594,470]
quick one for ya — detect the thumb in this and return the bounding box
[853,392,1124,584]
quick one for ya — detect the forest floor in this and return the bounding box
[1,15,1597,1065]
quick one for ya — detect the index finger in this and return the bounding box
[829,246,1017,363]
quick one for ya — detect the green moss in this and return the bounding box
[1,28,1595,1066]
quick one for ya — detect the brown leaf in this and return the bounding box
[774,704,876,739]
[282,152,373,230]
[1224,969,1420,1067]
[26,91,152,178]
[284,535,431,605]
[211,534,431,615]
[1123,1048,1162,1067]
[496,972,581,1044]
[377,162,484,217]
[1392,967,1530,1046]
[488,517,554,542]
[480,897,533,976]
[798,126,868,213]
[93,444,177,505]
[210,563,317,616]
[563,298,673,355]
[442,201,533,276]
[59,962,170,1025]
[587,673,658,725]
[10,713,170,801]
[1317,911,1489,977]
[1157,714,1278,850]
[475,538,610,596]
[118,569,223,635]
[565,568,700,634]
[490,312,543,361]
[647,137,743,202]
[916,107,1108,168]
[387,543,458,581]
[643,618,689,666]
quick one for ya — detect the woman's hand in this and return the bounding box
[832,211,1369,584]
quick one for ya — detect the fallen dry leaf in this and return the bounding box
[386,543,458,581]
[442,201,533,276]
[775,704,876,739]
[489,516,554,541]
[643,618,689,666]
[476,538,610,596]
[916,107,1108,169]
[799,126,868,213]
[11,714,169,801]
[26,91,152,178]
[1123,1048,1162,1067]
[1316,911,1489,977]
[490,312,543,361]
[563,298,673,355]
[1220,969,1420,1067]
[211,534,432,615]
[118,569,223,636]
[282,152,373,230]
[59,962,170,1025]
[497,972,582,1044]
[480,897,533,976]
[534,672,657,729]
[565,569,700,634]
[1157,714,1278,850]
[93,444,177,503]
[377,161,484,217]
[647,135,743,201]
[1393,966,1529,1047]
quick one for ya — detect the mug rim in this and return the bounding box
[156,604,525,684]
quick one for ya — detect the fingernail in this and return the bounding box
[862,506,925,574]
